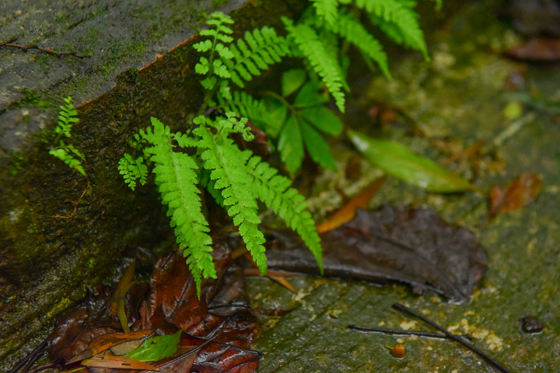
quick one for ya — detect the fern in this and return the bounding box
[50,97,86,176]
[194,12,290,91]
[312,10,391,79]
[49,142,86,176]
[245,154,323,271]
[311,0,339,26]
[194,115,268,273]
[357,0,429,59]
[118,153,148,190]
[283,17,346,113]
[55,96,79,138]
[139,117,215,296]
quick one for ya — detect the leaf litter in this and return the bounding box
[263,205,488,304]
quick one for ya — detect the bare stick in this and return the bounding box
[347,325,447,339]
[392,303,512,373]
[0,42,91,58]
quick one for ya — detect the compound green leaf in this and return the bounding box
[294,80,329,108]
[300,105,343,135]
[282,69,307,97]
[349,130,476,193]
[278,116,304,174]
[301,121,337,171]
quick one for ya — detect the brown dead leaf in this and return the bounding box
[264,206,488,303]
[488,173,542,218]
[505,38,560,61]
[317,175,387,233]
[82,354,159,370]
[68,330,153,363]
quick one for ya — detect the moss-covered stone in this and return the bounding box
[0,0,305,369]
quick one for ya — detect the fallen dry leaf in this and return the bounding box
[488,173,542,218]
[82,354,159,370]
[316,175,387,233]
[263,206,488,303]
[68,330,153,363]
[505,38,560,62]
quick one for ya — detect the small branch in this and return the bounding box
[51,178,90,219]
[0,42,91,58]
[392,303,512,373]
[347,325,447,339]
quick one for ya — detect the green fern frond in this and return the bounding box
[357,0,429,59]
[55,97,79,138]
[245,153,323,273]
[141,117,215,296]
[118,153,148,190]
[195,115,268,273]
[221,27,291,88]
[328,11,391,79]
[195,13,290,90]
[217,91,266,124]
[311,0,339,26]
[49,141,86,176]
[283,17,346,112]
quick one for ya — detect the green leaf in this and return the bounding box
[282,69,307,97]
[301,121,337,171]
[349,130,476,193]
[278,115,304,174]
[294,80,329,107]
[300,105,343,135]
[261,98,288,138]
[124,330,181,362]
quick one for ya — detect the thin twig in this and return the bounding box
[7,340,48,373]
[0,42,91,58]
[347,325,447,339]
[51,178,90,219]
[392,303,512,373]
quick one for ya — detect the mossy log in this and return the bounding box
[0,0,303,368]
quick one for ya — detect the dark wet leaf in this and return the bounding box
[264,206,488,303]
[488,173,542,218]
[231,120,271,159]
[124,330,181,362]
[505,38,560,62]
[349,130,477,193]
[47,241,262,373]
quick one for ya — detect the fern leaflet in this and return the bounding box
[194,115,268,273]
[49,141,86,176]
[50,97,86,175]
[311,0,339,26]
[325,11,391,79]
[245,154,323,272]
[140,117,215,296]
[356,0,429,59]
[118,153,148,190]
[283,17,346,112]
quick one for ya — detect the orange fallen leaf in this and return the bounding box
[68,330,153,363]
[81,354,159,370]
[317,175,387,233]
[488,173,542,218]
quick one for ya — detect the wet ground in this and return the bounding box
[248,3,560,372]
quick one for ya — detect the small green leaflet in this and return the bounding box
[349,130,477,193]
[282,69,307,97]
[124,330,181,362]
